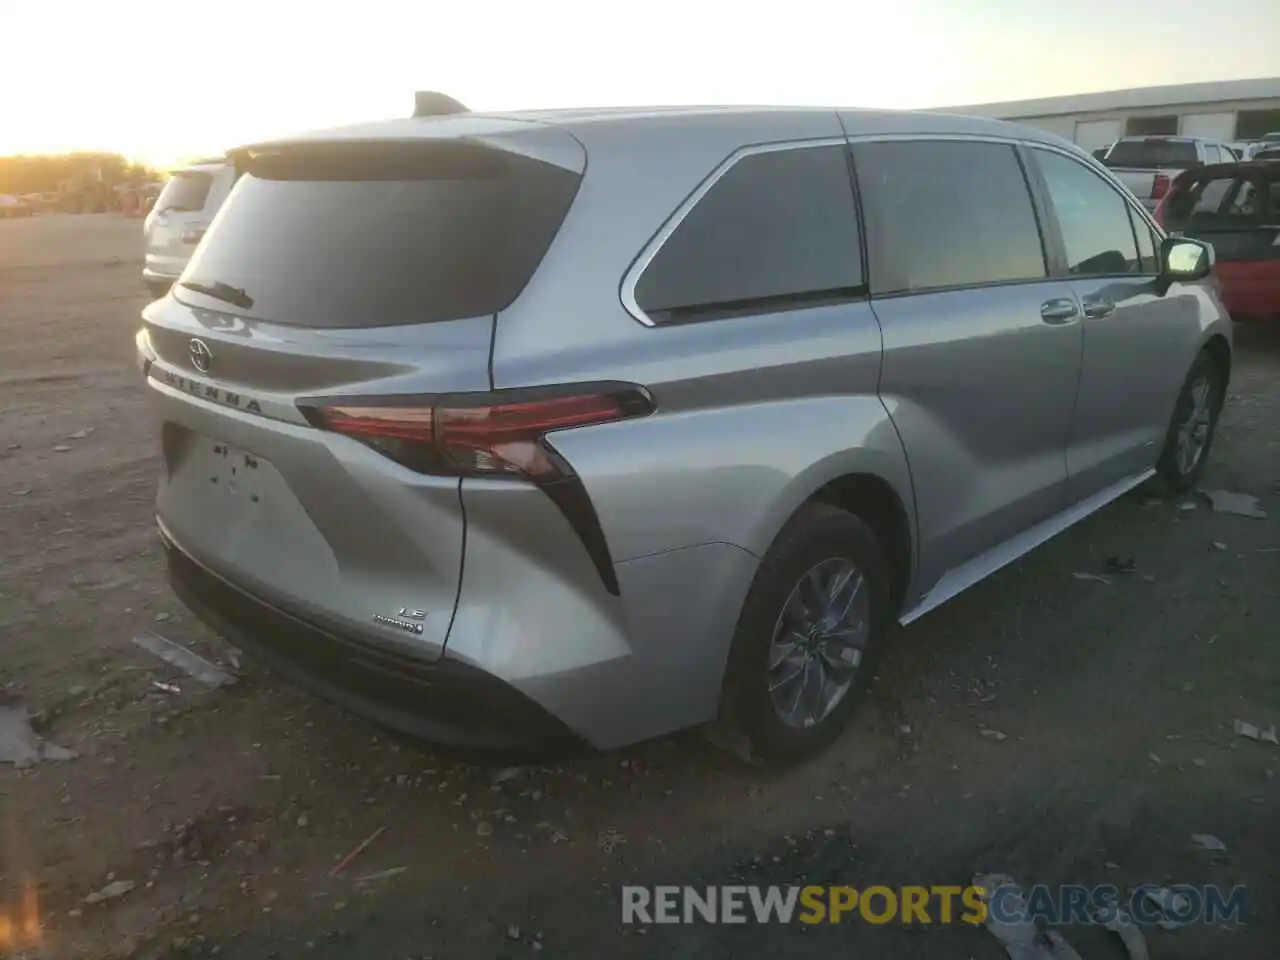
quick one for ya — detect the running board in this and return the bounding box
[898,469,1155,626]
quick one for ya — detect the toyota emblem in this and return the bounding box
[189,338,213,374]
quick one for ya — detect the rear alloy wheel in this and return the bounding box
[767,557,870,730]
[715,503,889,766]
[1152,351,1224,495]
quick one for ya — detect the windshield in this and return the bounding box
[176,143,581,328]
[155,169,214,212]
[1104,139,1198,168]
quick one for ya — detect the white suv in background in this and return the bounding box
[143,158,235,298]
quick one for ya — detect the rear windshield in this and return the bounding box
[157,170,214,213]
[1104,140,1198,168]
[175,142,581,328]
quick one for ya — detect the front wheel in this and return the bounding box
[714,502,889,766]
[1152,351,1225,495]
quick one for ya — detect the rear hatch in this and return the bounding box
[144,164,231,276]
[141,126,586,660]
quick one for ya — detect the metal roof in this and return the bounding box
[239,106,1069,151]
[939,76,1280,120]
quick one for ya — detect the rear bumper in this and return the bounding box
[161,522,588,758]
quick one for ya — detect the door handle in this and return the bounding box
[1082,296,1115,319]
[1039,298,1079,324]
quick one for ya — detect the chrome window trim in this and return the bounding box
[848,132,1022,146]
[619,137,848,328]
[619,131,1166,328]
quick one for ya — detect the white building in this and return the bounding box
[941,77,1280,152]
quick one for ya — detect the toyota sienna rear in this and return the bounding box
[139,105,1229,763]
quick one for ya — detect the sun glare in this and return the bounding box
[0,881,43,951]
[1,2,1276,164]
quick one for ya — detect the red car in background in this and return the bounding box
[1156,160,1280,321]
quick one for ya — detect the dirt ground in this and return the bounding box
[0,214,1277,959]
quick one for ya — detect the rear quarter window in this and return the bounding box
[632,144,864,324]
[176,142,581,328]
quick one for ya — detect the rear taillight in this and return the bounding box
[1151,174,1170,202]
[303,385,653,481]
[181,229,206,245]
[301,384,656,594]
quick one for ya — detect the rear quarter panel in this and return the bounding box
[544,306,913,562]
[475,114,919,744]
[487,302,915,748]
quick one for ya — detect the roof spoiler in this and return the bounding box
[413,91,469,118]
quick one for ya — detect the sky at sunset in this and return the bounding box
[4,0,1277,169]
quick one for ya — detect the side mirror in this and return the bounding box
[1160,237,1214,281]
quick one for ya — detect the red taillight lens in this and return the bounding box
[312,406,435,444]
[181,229,206,245]
[1151,174,1170,202]
[438,393,635,478]
[303,385,654,481]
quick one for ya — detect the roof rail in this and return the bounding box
[413,91,468,118]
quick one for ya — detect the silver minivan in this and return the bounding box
[137,106,1230,763]
[142,158,235,298]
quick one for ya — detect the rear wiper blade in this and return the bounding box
[179,279,254,310]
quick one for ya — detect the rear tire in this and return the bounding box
[1150,351,1225,496]
[713,502,889,766]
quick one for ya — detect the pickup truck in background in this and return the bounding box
[1100,136,1239,211]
